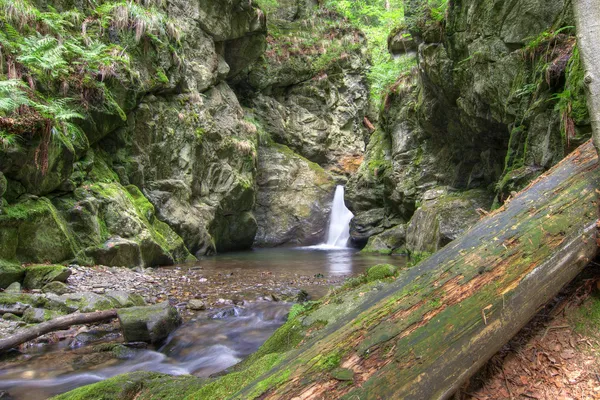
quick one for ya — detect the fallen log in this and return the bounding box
[573,0,600,152]
[0,309,117,353]
[230,141,600,399]
[53,142,600,400]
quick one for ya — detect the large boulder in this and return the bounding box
[101,83,259,256]
[254,143,335,247]
[0,261,25,289]
[406,189,493,253]
[0,198,77,264]
[117,302,182,344]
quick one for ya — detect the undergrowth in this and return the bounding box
[0,0,181,172]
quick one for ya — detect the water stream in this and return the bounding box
[0,187,399,399]
[314,185,354,249]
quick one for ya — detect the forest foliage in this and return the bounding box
[0,0,180,171]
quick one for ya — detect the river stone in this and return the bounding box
[4,282,21,294]
[187,299,206,311]
[105,291,146,308]
[0,262,25,290]
[23,265,72,289]
[117,301,182,344]
[42,281,72,295]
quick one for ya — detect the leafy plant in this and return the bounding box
[0,0,180,172]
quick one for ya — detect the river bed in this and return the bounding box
[0,248,403,399]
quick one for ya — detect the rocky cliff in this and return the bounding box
[348,0,590,254]
[0,0,374,280]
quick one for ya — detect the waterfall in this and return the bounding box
[323,185,354,248]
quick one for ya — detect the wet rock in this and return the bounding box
[84,237,143,269]
[210,306,243,319]
[23,265,72,289]
[4,282,21,294]
[117,301,182,344]
[388,29,417,55]
[406,189,492,253]
[0,198,76,263]
[187,299,206,311]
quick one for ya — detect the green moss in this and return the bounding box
[125,185,155,222]
[571,293,600,336]
[367,264,397,282]
[184,353,283,400]
[315,350,342,371]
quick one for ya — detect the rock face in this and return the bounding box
[0,0,268,265]
[234,6,370,175]
[347,0,590,247]
[254,143,335,247]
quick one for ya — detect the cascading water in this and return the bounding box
[323,185,354,248]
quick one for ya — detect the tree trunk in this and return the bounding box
[236,141,600,399]
[0,310,117,353]
[573,0,600,153]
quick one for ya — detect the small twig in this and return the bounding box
[541,324,570,340]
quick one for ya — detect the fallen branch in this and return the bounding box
[0,309,117,353]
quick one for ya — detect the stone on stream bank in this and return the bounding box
[117,302,182,344]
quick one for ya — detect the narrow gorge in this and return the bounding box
[0,0,599,399]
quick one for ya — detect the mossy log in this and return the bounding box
[233,141,600,399]
[573,0,600,153]
[0,310,117,353]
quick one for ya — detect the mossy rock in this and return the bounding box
[105,291,146,308]
[42,281,73,295]
[63,292,116,313]
[23,265,72,289]
[117,301,182,344]
[0,261,25,289]
[367,264,398,282]
[23,307,65,323]
[0,198,77,263]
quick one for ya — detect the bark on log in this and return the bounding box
[235,141,600,399]
[573,0,600,153]
[0,309,117,353]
